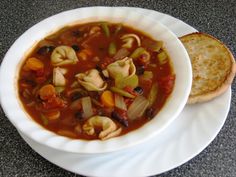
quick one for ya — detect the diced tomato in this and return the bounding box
[137,53,150,66]
[43,97,67,109]
[123,86,138,96]
[35,69,45,77]
[159,75,175,94]
[35,76,47,84]
[100,57,114,69]
[124,98,133,108]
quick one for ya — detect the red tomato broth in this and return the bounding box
[18,22,175,140]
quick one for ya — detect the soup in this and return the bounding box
[18,22,175,140]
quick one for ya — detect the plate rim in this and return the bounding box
[14,6,232,176]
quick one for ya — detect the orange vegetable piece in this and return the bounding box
[39,84,56,100]
[57,130,77,138]
[101,90,115,107]
[77,49,93,60]
[25,57,44,71]
[44,110,60,120]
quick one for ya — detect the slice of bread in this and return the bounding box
[180,32,236,104]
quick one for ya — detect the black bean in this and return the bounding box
[71,45,80,51]
[37,46,54,55]
[145,108,154,119]
[134,86,144,95]
[136,66,145,75]
[111,111,128,127]
[95,65,103,72]
[75,111,83,120]
[71,92,83,101]
[96,65,110,81]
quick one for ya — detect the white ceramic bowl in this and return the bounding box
[0,7,192,154]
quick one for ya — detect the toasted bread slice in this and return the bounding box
[180,32,236,104]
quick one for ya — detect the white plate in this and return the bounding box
[18,7,231,177]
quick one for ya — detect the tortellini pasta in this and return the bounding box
[76,69,107,91]
[82,116,122,140]
[107,57,136,79]
[51,46,78,66]
[121,34,141,48]
[53,67,67,87]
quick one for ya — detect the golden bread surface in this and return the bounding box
[180,32,236,104]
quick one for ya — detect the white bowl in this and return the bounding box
[0,7,192,154]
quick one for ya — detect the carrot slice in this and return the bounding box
[39,84,56,100]
[25,57,44,71]
[44,110,60,120]
[101,90,115,107]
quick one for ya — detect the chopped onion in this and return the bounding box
[127,96,149,120]
[114,94,127,110]
[102,69,109,78]
[113,48,130,60]
[142,38,163,52]
[81,96,93,119]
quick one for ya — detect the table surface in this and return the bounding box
[0,0,235,176]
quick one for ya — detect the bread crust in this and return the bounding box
[180,32,236,104]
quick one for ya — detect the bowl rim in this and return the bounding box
[0,6,192,154]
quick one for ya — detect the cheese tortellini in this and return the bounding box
[83,116,122,140]
[53,67,67,87]
[76,69,107,91]
[51,46,78,66]
[107,57,136,79]
[121,34,141,48]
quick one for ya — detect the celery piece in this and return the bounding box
[130,47,145,59]
[110,87,135,98]
[55,86,65,93]
[101,22,110,37]
[115,74,139,89]
[114,24,123,35]
[40,114,49,125]
[148,83,158,107]
[157,51,168,65]
[142,71,153,80]
[108,42,116,56]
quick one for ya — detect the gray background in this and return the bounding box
[0,0,235,176]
